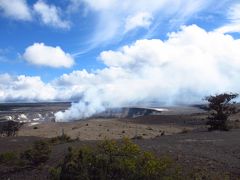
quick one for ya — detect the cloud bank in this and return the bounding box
[1,25,240,121]
[0,74,56,102]
[55,25,240,121]
[23,43,75,68]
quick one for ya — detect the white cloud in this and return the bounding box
[0,74,56,102]
[0,73,12,84]
[215,24,240,34]
[55,25,240,121]
[125,12,153,32]
[33,0,70,29]
[54,70,95,86]
[0,0,31,21]
[23,43,74,68]
[0,0,70,29]
[215,3,240,34]
[1,25,240,121]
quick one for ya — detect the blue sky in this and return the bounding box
[0,0,240,111]
[0,0,238,81]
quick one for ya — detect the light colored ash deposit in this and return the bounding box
[0,102,206,124]
[0,102,71,125]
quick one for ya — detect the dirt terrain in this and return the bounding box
[18,118,196,140]
[0,103,240,179]
[0,129,240,179]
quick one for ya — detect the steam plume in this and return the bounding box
[54,25,240,121]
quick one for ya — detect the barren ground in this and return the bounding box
[0,104,240,179]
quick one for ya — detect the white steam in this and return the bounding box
[0,25,239,121]
[54,25,240,121]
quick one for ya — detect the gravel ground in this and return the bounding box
[0,129,240,179]
[0,103,240,179]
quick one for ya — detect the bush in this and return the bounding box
[205,93,239,131]
[21,140,51,166]
[49,134,73,145]
[0,152,17,164]
[50,138,180,180]
[49,167,61,180]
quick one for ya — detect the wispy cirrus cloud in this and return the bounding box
[215,3,240,34]
[69,0,219,53]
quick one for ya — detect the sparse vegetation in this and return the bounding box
[50,138,180,180]
[49,166,61,180]
[20,140,51,166]
[0,140,52,168]
[205,93,239,131]
[0,134,74,169]
[0,137,238,179]
[49,134,73,145]
[0,152,18,165]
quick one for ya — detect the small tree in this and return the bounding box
[0,121,22,137]
[205,93,239,131]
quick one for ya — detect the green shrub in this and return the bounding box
[0,152,17,164]
[21,140,51,166]
[49,167,61,180]
[51,138,180,180]
[0,151,25,167]
[49,134,73,145]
